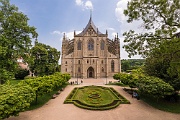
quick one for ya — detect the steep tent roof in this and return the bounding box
[76,17,104,36]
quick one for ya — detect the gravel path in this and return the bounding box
[6,78,180,120]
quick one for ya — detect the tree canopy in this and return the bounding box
[123,0,180,91]
[123,0,180,57]
[30,41,60,76]
[0,0,37,83]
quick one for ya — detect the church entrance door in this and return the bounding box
[87,67,94,78]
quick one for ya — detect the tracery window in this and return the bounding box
[77,41,82,50]
[88,39,94,50]
[111,60,114,72]
[101,40,105,50]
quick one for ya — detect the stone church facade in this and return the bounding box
[61,17,121,78]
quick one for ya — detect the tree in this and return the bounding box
[123,0,180,57]
[123,0,180,90]
[144,38,180,90]
[30,42,60,76]
[0,0,38,83]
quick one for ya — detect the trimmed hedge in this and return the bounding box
[64,86,130,110]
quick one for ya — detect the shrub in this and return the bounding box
[15,69,29,80]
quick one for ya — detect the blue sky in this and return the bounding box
[10,0,142,60]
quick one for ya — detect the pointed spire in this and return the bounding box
[74,30,76,36]
[117,33,119,38]
[63,33,65,39]
[90,10,92,20]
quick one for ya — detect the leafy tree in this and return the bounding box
[123,0,180,57]
[121,59,145,72]
[123,0,180,90]
[0,0,37,83]
[30,42,60,76]
[144,38,180,90]
[137,76,174,102]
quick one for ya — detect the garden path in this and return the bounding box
[6,78,180,120]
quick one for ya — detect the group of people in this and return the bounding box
[70,80,83,85]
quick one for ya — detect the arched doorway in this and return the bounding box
[87,67,94,78]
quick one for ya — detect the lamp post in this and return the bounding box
[77,73,78,85]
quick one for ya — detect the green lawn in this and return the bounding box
[141,95,180,113]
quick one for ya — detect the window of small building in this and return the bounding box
[78,60,80,64]
[111,60,114,72]
[87,60,89,63]
[93,59,94,63]
[65,61,67,64]
[65,68,67,72]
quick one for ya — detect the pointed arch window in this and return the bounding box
[101,40,105,50]
[111,60,114,72]
[77,41,82,50]
[88,39,94,50]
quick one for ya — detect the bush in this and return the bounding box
[15,69,29,80]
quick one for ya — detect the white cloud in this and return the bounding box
[75,0,93,10]
[75,0,83,6]
[107,27,115,31]
[115,0,143,32]
[115,0,128,23]
[51,30,62,35]
[85,1,93,10]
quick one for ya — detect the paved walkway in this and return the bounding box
[6,78,180,120]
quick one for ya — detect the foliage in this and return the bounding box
[137,76,174,100]
[114,71,174,100]
[64,86,130,110]
[123,0,180,91]
[15,68,29,80]
[19,72,69,104]
[0,84,35,119]
[113,73,132,85]
[123,0,180,57]
[0,0,38,83]
[121,59,145,72]
[30,42,60,76]
[26,83,68,111]
[144,38,180,90]
[0,72,70,119]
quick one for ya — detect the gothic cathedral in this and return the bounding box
[61,17,121,78]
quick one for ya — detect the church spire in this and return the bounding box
[90,10,92,21]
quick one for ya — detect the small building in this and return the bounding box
[61,17,121,78]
